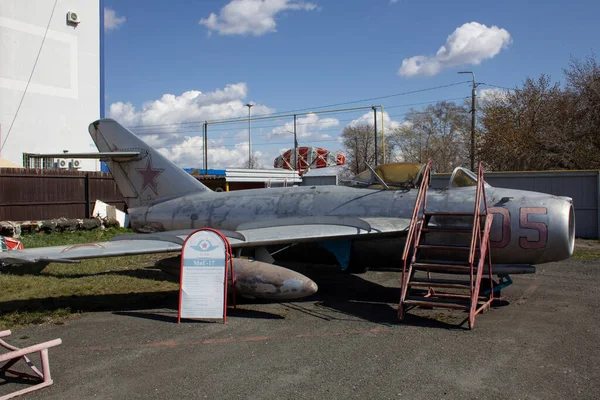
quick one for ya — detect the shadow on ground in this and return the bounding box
[1,258,489,329]
[276,262,472,329]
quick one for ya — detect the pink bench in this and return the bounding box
[0,330,62,400]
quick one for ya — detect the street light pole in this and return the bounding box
[372,106,378,166]
[458,71,477,171]
[245,103,253,168]
[293,114,298,172]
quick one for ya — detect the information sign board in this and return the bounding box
[178,229,229,322]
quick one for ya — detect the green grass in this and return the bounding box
[20,227,134,248]
[572,239,600,259]
[573,249,600,259]
[1,229,179,330]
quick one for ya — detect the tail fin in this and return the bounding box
[89,119,209,207]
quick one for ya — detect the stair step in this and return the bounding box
[417,244,473,251]
[403,296,470,310]
[424,212,480,217]
[421,227,473,233]
[409,277,472,289]
[412,262,473,272]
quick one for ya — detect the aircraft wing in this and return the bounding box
[0,217,410,266]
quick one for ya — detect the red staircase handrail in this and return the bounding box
[399,161,431,307]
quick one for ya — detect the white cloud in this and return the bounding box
[104,8,126,31]
[478,87,509,102]
[108,83,274,168]
[109,83,273,130]
[157,138,261,169]
[398,22,512,77]
[200,0,317,36]
[348,111,403,131]
[269,113,339,140]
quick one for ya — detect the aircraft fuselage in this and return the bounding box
[130,185,574,266]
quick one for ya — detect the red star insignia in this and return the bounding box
[136,158,164,195]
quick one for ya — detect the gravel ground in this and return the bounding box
[1,257,599,400]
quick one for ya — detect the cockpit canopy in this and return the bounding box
[347,163,488,190]
[348,162,425,189]
[449,167,478,188]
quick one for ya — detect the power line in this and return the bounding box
[155,138,343,150]
[131,95,469,134]
[0,0,58,154]
[130,105,374,132]
[133,98,471,136]
[242,81,472,117]
[480,83,519,92]
[135,106,470,146]
[123,81,471,129]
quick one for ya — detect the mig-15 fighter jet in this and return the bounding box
[0,119,575,300]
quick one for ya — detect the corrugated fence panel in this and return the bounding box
[302,175,338,186]
[432,171,599,239]
[0,168,125,221]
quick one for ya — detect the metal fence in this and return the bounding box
[0,168,126,221]
[432,170,600,239]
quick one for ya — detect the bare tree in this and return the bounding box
[563,53,600,166]
[388,101,470,172]
[340,123,390,175]
[478,54,600,171]
[240,152,264,169]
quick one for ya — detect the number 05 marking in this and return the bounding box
[519,207,548,249]
[488,207,510,248]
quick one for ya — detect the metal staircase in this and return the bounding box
[398,162,495,329]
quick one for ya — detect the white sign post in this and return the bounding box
[178,229,230,323]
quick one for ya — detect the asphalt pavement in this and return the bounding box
[1,258,599,399]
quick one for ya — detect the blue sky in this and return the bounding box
[102,0,600,169]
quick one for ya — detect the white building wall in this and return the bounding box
[0,0,101,170]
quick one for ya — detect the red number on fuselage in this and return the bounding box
[489,207,511,248]
[519,207,548,249]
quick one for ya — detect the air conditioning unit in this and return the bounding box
[57,159,68,169]
[69,159,81,170]
[66,11,80,25]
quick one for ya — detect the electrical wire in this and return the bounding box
[132,99,471,136]
[0,0,58,153]
[137,107,470,147]
[130,96,469,134]
[155,138,343,150]
[479,83,519,92]
[123,81,472,129]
